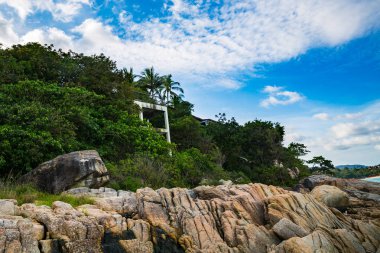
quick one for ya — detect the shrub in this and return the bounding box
[107,154,169,191]
[170,148,228,187]
[107,148,229,191]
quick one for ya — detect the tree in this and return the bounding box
[307,156,334,174]
[239,120,285,168]
[170,116,213,152]
[0,43,62,84]
[0,43,126,96]
[122,67,136,84]
[0,81,171,175]
[160,74,183,105]
[288,142,309,158]
[206,114,241,165]
[138,67,162,100]
[169,97,194,120]
[75,53,124,95]
[281,143,311,181]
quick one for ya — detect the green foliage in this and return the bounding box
[239,120,285,168]
[0,43,125,96]
[169,97,194,120]
[107,154,170,191]
[307,155,334,174]
[227,171,251,184]
[332,165,380,179]
[170,116,213,152]
[281,143,311,180]
[0,43,314,189]
[205,113,242,168]
[0,177,93,206]
[138,67,163,100]
[0,43,61,84]
[0,80,171,174]
[205,114,310,186]
[108,148,227,191]
[34,194,94,207]
[287,142,309,158]
[171,148,227,187]
[160,74,183,105]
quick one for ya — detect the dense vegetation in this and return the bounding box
[332,165,380,179]
[0,43,315,191]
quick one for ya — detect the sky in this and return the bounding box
[0,0,379,165]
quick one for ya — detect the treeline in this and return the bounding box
[332,165,380,179]
[0,43,311,190]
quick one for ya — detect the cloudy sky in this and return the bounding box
[1,0,379,165]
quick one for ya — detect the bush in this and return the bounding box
[170,148,228,187]
[170,116,214,152]
[107,154,169,191]
[107,148,229,191]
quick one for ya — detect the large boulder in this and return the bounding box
[300,175,380,194]
[300,175,380,221]
[19,150,109,194]
[311,185,349,210]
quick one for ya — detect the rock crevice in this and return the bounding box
[0,176,379,252]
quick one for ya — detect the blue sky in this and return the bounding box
[1,0,380,165]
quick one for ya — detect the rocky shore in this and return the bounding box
[0,175,379,253]
[2,152,379,252]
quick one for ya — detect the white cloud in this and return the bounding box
[284,129,307,144]
[213,78,242,89]
[53,1,89,22]
[308,0,380,45]
[263,85,282,93]
[284,101,380,164]
[118,10,132,25]
[0,0,90,22]
[260,86,303,107]
[21,29,45,43]
[325,103,380,151]
[331,121,380,139]
[313,113,329,120]
[336,112,364,120]
[0,14,18,46]
[1,0,380,89]
[21,27,74,50]
[0,0,34,20]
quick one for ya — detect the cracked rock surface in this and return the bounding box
[0,178,379,252]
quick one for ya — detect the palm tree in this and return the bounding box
[123,67,136,84]
[160,74,184,105]
[138,67,162,101]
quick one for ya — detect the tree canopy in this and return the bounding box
[0,42,314,188]
[307,156,334,174]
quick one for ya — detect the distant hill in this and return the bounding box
[333,164,379,179]
[335,165,367,169]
